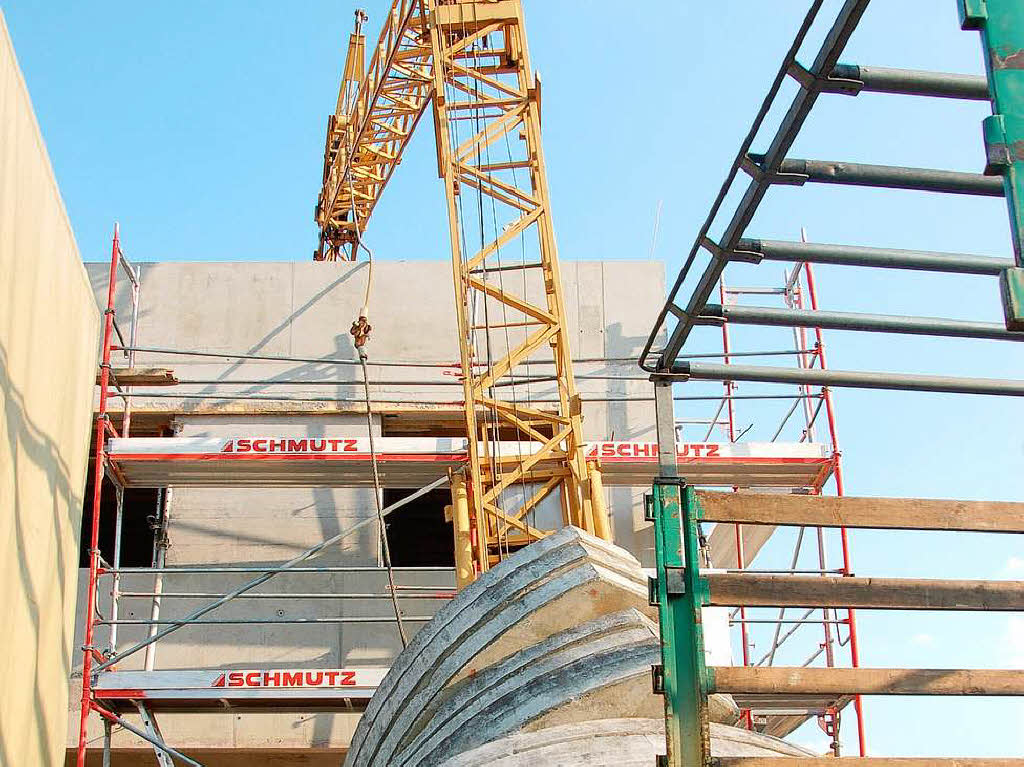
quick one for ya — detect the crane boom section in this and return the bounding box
[315,1,433,260]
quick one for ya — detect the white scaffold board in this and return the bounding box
[93,667,386,710]
[106,437,834,489]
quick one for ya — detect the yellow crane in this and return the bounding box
[314,0,610,586]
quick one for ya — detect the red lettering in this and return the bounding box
[691,445,704,457]
[678,444,690,457]
[252,439,267,452]
[707,444,720,457]
[585,443,598,457]
[282,671,303,687]
[616,444,630,457]
[212,673,226,688]
[306,671,325,686]
[236,439,251,453]
[286,439,307,452]
[327,439,343,451]
[264,671,281,686]
[227,672,245,687]
[268,439,286,452]
[323,670,340,686]
[601,443,615,457]
[339,670,356,686]
[245,672,261,687]
[309,439,326,452]
[221,440,234,453]
[343,439,358,452]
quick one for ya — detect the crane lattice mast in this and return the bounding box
[315,0,608,584]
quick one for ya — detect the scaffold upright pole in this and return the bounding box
[77,224,122,767]
[652,380,712,766]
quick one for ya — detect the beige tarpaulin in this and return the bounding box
[0,11,100,766]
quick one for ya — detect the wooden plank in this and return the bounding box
[714,759,1024,766]
[711,666,1024,696]
[100,368,178,387]
[706,573,1024,611]
[696,491,1024,533]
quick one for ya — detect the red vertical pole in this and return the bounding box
[719,282,753,728]
[76,224,121,767]
[803,262,866,756]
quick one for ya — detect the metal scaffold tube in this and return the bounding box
[701,303,1024,342]
[668,362,1024,396]
[734,238,1014,275]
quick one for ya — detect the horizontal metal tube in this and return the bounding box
[669,361,1024,396]
[97,616,435,625]
[704,303,1023,342]
[117,591,454,599]
[735,238,1013,275]
[103,566,454,574]
[830,63,990,100]
[766,157,1004,197]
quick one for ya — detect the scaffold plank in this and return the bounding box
[105,437,832,489]
[706,574,1024,610]
[696,491,1024,533]
[711,667,1024,696]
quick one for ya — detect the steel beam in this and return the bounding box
[701,303,1024,342]
[734,238,1013,275]
[651,481,712,766]
[764,157,1005,196]
[669,361,1024,396]
[961,0,1024,328]
[829,63,990,100]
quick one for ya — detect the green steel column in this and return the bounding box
[960,0,1024,329]
[651,480,712,766]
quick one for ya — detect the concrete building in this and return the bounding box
[67,258,666,764]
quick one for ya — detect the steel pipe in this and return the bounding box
[765,157,1005,197]
[734,238,1013,275]
[829,64,990,100]
[669,361,1024,396]
[702,303,1024,342]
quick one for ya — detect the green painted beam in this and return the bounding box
[960,0,1024,329]
[651,480,712,766]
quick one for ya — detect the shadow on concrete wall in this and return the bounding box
[1,340,86,766]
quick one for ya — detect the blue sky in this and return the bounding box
[5,0,1023,757]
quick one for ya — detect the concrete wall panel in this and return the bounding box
[0,12,100,766]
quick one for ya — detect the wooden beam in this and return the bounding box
[714,759,1024,766]
[706,573,1024,611]
[101,368,178,387]
[711,666,1024,696]
[696,491,1024,533]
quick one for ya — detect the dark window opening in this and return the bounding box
[383,488,455,567]
[79,484,160,568]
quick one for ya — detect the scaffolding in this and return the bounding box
[642,1,1024,764]
[75,224,856,764]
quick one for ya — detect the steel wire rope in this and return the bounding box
[344,95,406,648]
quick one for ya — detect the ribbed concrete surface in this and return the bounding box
[436,718,814,766]
[344,527,746,767]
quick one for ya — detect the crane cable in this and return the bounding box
[345,126,407,648]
